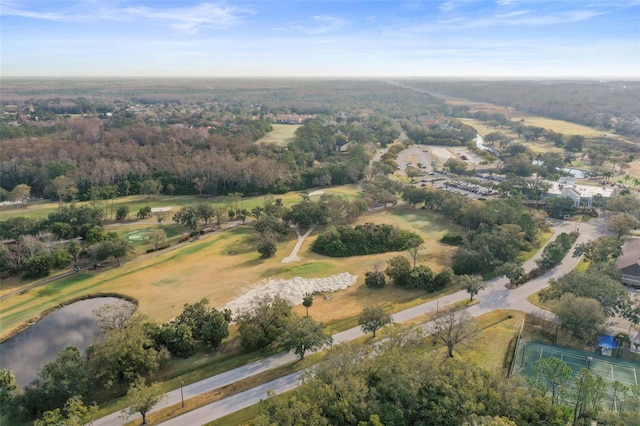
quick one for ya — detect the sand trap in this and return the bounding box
[308,190,325,196]
[224,272,358,315]
[151,207,172,213]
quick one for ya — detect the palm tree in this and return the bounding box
[302,293,314,317]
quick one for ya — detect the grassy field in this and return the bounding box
[511,116,613,138]
[0,184,362,222]
[256,124,300,146]
[0,199,459,341]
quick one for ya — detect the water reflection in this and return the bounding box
[0,297,132,386]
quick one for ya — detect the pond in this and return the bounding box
[0,297,133,386]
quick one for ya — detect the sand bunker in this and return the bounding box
[224,272,358,315]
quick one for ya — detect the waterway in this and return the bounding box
[0,297,133,386]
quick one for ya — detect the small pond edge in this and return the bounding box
[0,293,138,344]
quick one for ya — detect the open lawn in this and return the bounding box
[0,201,460,341]
[256,124,300,146]
[511,116,613,138]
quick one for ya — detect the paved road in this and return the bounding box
[99,216,616,426]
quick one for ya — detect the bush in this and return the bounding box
[136,205,152,219]
[116,205,130,221]
[22,253,53,279]
[365,270,386,288]
[440,232,464,246]
[50,248,73,270]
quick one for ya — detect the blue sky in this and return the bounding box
[1,0,639,78]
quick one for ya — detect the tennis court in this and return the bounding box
[517,341,639,411]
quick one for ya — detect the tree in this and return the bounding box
[196,202,215,225]
[280,316,332,359]
[458,274,487,301]
[192,176,207,197]
[237,295,293,350]
[572,368,607,422]
[497,262,526,286]
[358,306,392,337]
[94,302,137,332]
[67,240,81,267]
[146,322,196,358]
[607,213,637,238]
[173,298,230,348]
[116,205,130,221]
[87,315,168,384]
[565,135,584,152]
[429,307,479,358]
[146,228,167,251]
[22,252,53,278]
[573,236,623,264]
[385,255,412,287]
[257,232,278,258]
[236,208,250,224]
[540,269,630,317]
[139,179,163,201]
[213,206,226,227]
[125,377,164,425]
[0,369,16,406]
[365,270,386,289]
[33,395,98,426]
[51,175,78,202]
[95,236,134,266]
[405,165,421,182]
[553,293,606,339]
[173,205,199,230]
[302,293,314,317]
[154,211,168,226]
[15,346,90,421]
[532,357,573,405]
[407,243,422,269]
[136,205,152,219]
[9,183,31,202]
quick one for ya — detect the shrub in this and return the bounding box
[440,232,464,246]
[365,270,386,288]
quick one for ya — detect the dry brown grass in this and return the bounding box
[0,205,460,339]
[511,116,613,138]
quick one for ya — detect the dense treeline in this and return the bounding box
[312,223,423,257]
[0,79,450,199]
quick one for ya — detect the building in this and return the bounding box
[618,236,640,288]
[544,178,617,207]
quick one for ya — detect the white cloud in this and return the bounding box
[307,15,348,34]
[439,1,455,12]
[0,1,253,32]
[122,2,252,33]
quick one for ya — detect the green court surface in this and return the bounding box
[516,341,639,411]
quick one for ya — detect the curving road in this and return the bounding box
[97,215,620,426]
